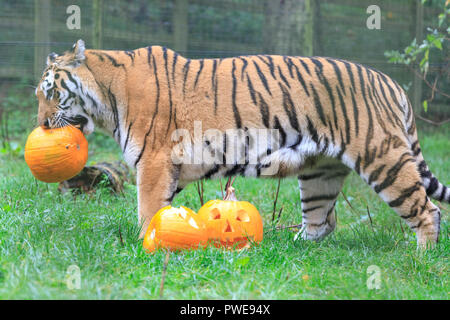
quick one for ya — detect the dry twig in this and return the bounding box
[159,252,170,299]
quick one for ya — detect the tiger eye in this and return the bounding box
[55,73,60,79]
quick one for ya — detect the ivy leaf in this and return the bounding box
[433,38,443,50]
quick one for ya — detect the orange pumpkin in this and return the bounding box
[143,206,208,252]
[197,185,263,249]
[24,126,88,183]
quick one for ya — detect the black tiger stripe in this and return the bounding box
[298,58,311,75]
[292,62,310,96]
[246,74,257,105]
[349,89,359,137]
[336,85,351,144]
[182,59,191,96]
[257,92,270,128]
[91,51,104,62]
[239,57,248,81]
[279,83,300,132]
[123,121,133,152]
[298,172,325,180]
[194,59,204,89]
[326,59,346,95]
[388,182,422,208]
[163,47,173,134]
[301,193,339,203]
[309,57,323,73]
[375,74,404,128]
[212,59,218,113]
[60,69,79,89]
[368,164,386,185]
[256,55,276,79]
[341,60,356,91]
[374,153,414,194]
[306,115,319,144]
[203,164,221,179]
[354,154,362,175]
[107,85,121,145]
[59,79,76,105]
[426,177,439,195]
[283,56,295,79]
[371,78,398,128]
[171,51,178,84]
[319,74,338,130]
[273,116,287,147]
[231,59,242,128]
[302,205,324,213]
[101,52,125,68]
[378,72,404,114]
[252,61,272,96]
[327,118,336,145]
[147,46,152,67]
[438,186,447,202]
[277,65,291,89]
[309,84,327,126]
[125,50,135,64]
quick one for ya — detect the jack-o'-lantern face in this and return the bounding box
[143,206,208,252]
[197,200,263,248]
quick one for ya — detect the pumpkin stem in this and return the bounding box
[224,177,238,201]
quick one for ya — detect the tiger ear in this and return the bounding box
[46,52,58,66]
[72,39,85,62]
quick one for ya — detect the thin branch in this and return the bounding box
[196,180,204,206]
[159,252,170,299]
[267,223,302,233]
[416,114,450,126]
[409,65,450,99]
[366,206,374,231]
[276,206,284,224]
[341,191,357,213]
[399,221,406,239]
[272,178,281,222]
[219,179,224,199]
[118,225,124,247]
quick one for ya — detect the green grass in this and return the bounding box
[0,125,448,300]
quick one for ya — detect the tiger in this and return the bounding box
[35,39,448,248]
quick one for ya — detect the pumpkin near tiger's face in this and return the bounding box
[24,126,88,183]
[197,200,263,249]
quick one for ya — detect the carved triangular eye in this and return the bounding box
[223,220,234,233]
[236,209,250,222]
[209,208,221,220]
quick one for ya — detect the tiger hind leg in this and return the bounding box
[358,149,441,249]
[297,159,351,241]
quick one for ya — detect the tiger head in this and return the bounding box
[36,39,99,135]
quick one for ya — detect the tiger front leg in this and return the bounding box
[136,150,180,239]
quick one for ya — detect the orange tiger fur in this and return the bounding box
[36,40,448,248]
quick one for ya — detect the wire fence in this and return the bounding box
[0,0,448,114]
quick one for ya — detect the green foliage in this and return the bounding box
[385,0,449,111]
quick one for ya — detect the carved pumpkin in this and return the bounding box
[197,184,263,248]
[24,126,88,183]
[143,206,208,252]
